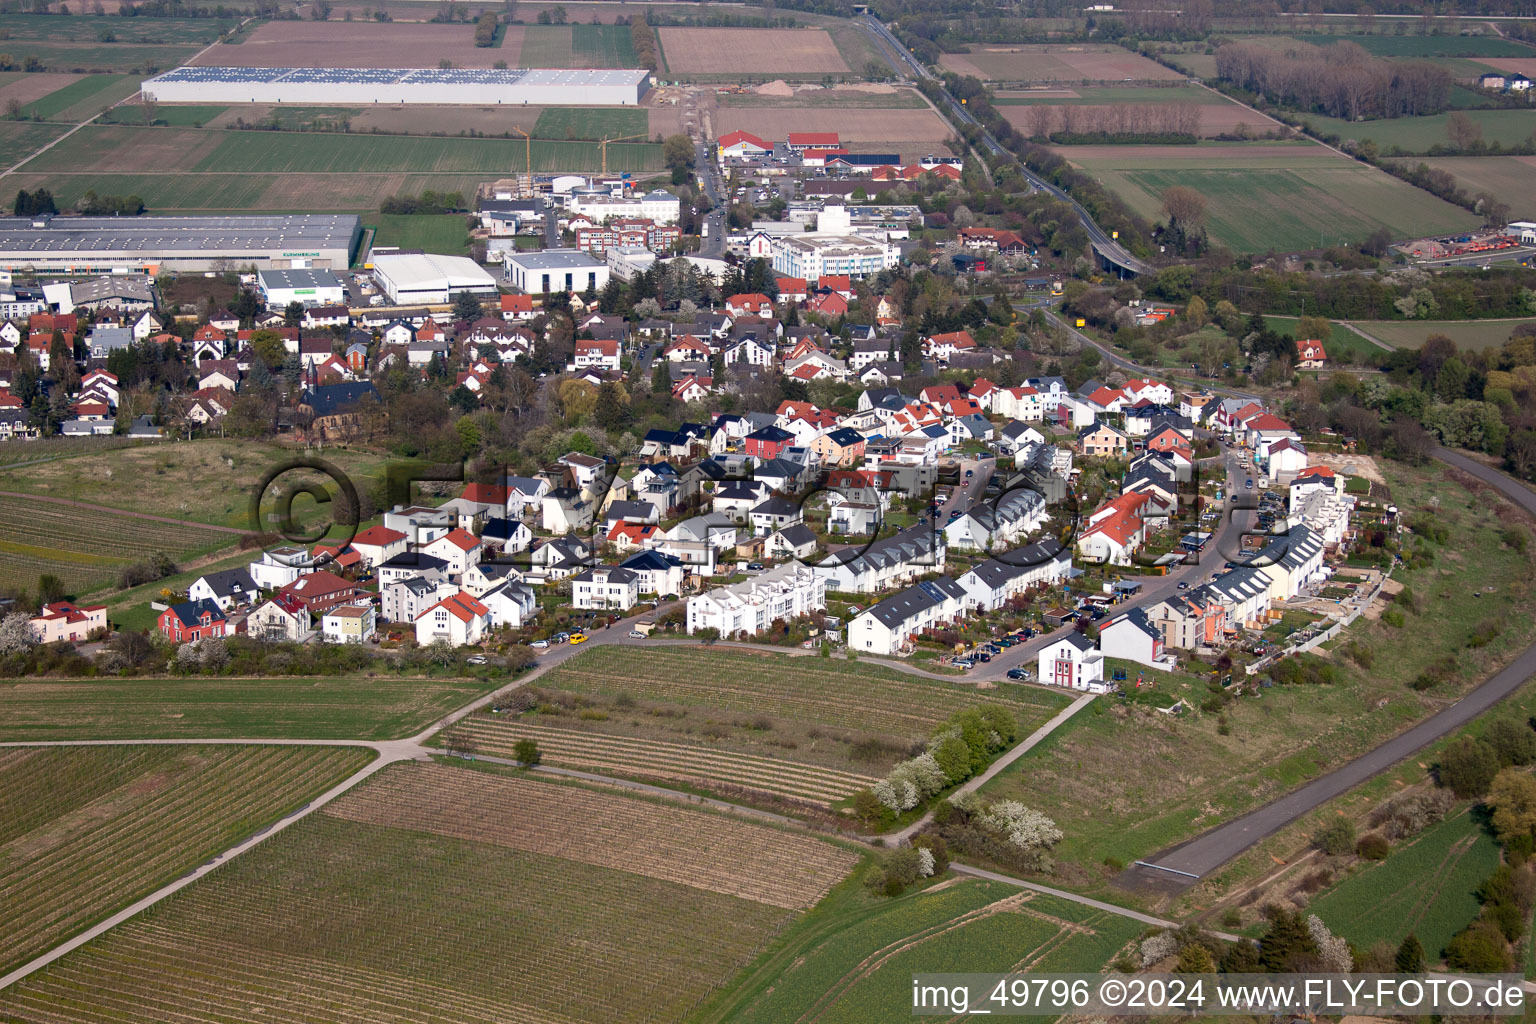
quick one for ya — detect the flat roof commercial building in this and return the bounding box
[143,66,651,106]
[258,268,346,308]
[0,214,360,274]
[770,233,900,283]
[503,248,609,296]
[370,253,498,305]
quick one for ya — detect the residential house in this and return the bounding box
[1295,339,1326,370]
[764,523,818,561]
[30,600,107,643]
[246,593,310,641]
[749,495,803,537]
[1099,607,1171,669]
[382,575,453,625]
[954,539,1071,611]
[943,489,1046,552]
[414,591,492,646]
[1077,421,1128,458]
[158,599,229,643]
[1145,591,1227,650]
[811,524,944,594]
[619,549,685,597]
[847,577,967,655]
[1036,632,1106,692]
[686,563,827,637]
[422,528,483,577]
[570,565,640,610]
[322,604,377,644]
[350,525,410,568]
[276,570,361,617]
[248,546,320,590]
[187,568,260,612]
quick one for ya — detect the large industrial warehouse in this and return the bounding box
[370,252,498,305]
[0,214,361,274]
[142,66,651,106]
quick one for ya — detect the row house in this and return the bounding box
[955,539,1071,612]
[847,577,967,656]
[811,523,944,594]
[685,563,827,637]
[942,488,1046,552]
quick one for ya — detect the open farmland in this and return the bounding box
[0,676,500,742]
[1002,90,1285,139]
[715,105,952,149]
[0,72,90,111]
[19,73,137,120]
[0,493,236,596]
[0,744,371,975]
[457,717,881,806]
[1301,109,1536,152]
[1483,57,1536,77]
[1,41,203,73]
[1408,156,1536,204]
[1345,318,1536,352]
[2,170,495,213]
[15,123,665,177]
[981,460,1536,889]
[711,879,1140,1024]
[0,120,68,161]
[523,645,1069,744]
[518,24,639,67]
[1310,809,1498,960]
[660,27,848,75]
[0,13,228,43]
[939,44,1183,83]
[1282,33,1536,59]
[191,20,505,68]
[0,762,856,1024]
[533,105,647,140]
[1060,141,1480,252]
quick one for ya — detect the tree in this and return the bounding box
[1446,111,1482,150]
[36,574,66,605]
[1488,768,1536,843]
[282,300,304,327]
[1257,907,1318,972]
[248,329,287,368]
[1161,185,1206,229]
[592,379,629,431]
[1175,943,1216,973]
[1445,921,1513,972]
[662,134,694,174]
[1484,718,1536,768]
[650,357,672,394]
[1185,294,1208,329]
[1312,817,1355,856]
[452,291,484,321]
[513,738,541,765]
[1395,933,1425,973]
[1437,736,1500,798]
[0,612,39,654]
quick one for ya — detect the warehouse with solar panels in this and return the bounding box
[0,214,361,274]
[142,67,651,105]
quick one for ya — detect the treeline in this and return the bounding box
[1215,40,1452,119]
[76,189,144,215]
[1013,101,1201,140]
[379,189,465,214]
[473,9,497,46]
[12,187,57,216]
[630,16,658,72]
[639,11,801,27]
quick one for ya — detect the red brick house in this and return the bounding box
[158,599,229,643]
[276,571,362,616]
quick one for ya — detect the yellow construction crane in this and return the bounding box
[598,133,646,176]
[511,125,531,174]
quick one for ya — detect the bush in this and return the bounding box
[1444,921,1513,972]
[1355,833,1390,860]
[512,738,541,765]
[912,833,950,875]
[1437,737,1500,798]
[1312,818,1356,857]
[1370,788,1454,840]
[1483,718,1536,767]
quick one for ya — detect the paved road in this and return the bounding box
[1127,445,1536,888]
[954,864,1240,940]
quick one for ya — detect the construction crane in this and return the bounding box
[511,125,531,174]
[598,133,646,177]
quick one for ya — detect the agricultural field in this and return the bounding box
[516,24,639,68]
[103,101,228,126]
[0,13,229,44]
[0,492,236,597]
[0,762,857,1024]
[533,105,647,140]
[659,27,849,75]
[1404,155,1536,205]
[0,120,68,161]
[0,41,204,73]
[1059,141,1480,252]
[461,646,1069,803]
[714,104,952,154]
[2,170,489,213]
[0,675,499,742]
[0,744,372,975]
[1310,809,1499,960]
[708,878,1142,1024]
[14,123,665,177]
[1282,32,1536,58]
[1301,109,1536,153]
[19,72,138,120]
[716,84,928,107]
[939,43,1184,83]
[0,71,89,111]
[1000,87,1285,139]
[191,20,502,68]
[1347,318,1536,351]
[0,437,393,530]
[981,459,1536,890]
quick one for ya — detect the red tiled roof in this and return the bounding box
[434,527,481,552]
[718,129,770,150]
[352,525,407,548]
[788,132,839,146]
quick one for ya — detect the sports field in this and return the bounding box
[0,676,501,741]
[1409,156,1536,207]
[1302,109,1536,153]
[517,23,639,67]
[0,762,858,1024]
[1310,809,1499,960]
[660,27,848,74]
[1346,318,1536,352]
[0,744,372,975]
[1060,141,1480,251]
[940,43,1183,82]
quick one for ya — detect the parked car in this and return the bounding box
[553,631,570,643]
[569,633,588,644]
[466,654,488,665]
[953,658,975,669]
[627,630,646,639]
[746,562,764,571]
[530,639,550,649]
[1006,667,1032,681]
[1178,581,1190,590]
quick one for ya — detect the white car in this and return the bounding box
[628,630,646,639]
[530,639,550,649]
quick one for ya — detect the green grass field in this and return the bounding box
[1283,32,1535,58]
[1347,318,1536,351]
[1407,156,1536,207]
[0,119,67,158]
[19,73,133,119]
[517,23,639,67]
[0,744,372,975]
[0,13,230,43]
[0,763,854,1024]
[708,878,1141,1023]
[101,103,228,127]
[1310,809,1499,960]
[4,170,489,213]
[532,106,647,141]
[1301,109,1536,153]
[370,213,472,254]
[718,88,928,108]
[15,123,665,176]
[2,42,203,72]
[1064,141,1481,251]
[1263,315,1392,362]
[981,459,1536,886]
[0,676,501,742]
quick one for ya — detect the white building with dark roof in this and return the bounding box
[847,577,967,655]
[686,563,826,637]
